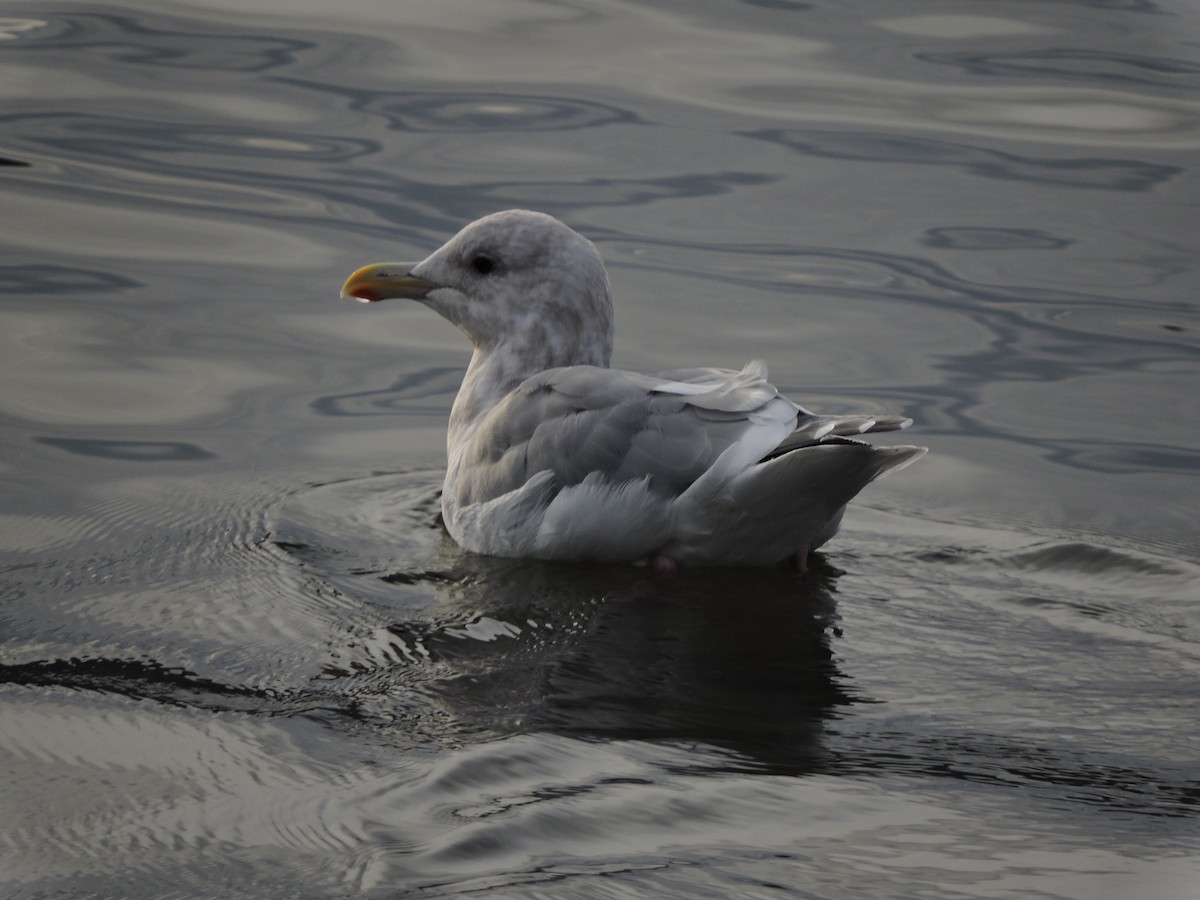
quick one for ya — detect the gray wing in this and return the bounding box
[655,365,913,455]
[451,362,798,508]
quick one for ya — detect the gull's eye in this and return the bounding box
[470,254,497,275]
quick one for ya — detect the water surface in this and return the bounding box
[1,1,1198,896]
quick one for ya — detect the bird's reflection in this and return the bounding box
[326,545,854,775]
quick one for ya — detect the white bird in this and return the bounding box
[340,210,925,571]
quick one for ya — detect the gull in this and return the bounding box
[340,210,925,571]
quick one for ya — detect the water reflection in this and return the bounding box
[5,466,851,778]
[839,728,1200,818]
[263,464,854,772]
[33,437,214,462]
[323,557,852,774]
[6,12,314,72]
[0,263,140,294]
[11,113,381,166]
[2,111,359,219]
[311,366,466,418]
[7,503,1196,817]
[459,171,777,219]
[917,48,1200,89]
[2,542,852,777]
[746,128,1182,190]
[280,83,643,133]
[0,657,277,713]
[920,226,1073,251]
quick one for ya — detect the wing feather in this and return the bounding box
[450,362,798,508]
[451,360,914,513]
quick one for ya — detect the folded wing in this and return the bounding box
[450,361,909,505]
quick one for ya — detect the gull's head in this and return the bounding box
[341,210,614,367]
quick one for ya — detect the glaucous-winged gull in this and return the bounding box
[340,209,925,571]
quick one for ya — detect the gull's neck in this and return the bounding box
[447,312,612,454]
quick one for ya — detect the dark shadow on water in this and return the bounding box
[920,226,1073,251]
[0,657,276,711]
[209,467,842,773]
[10,548,1198,816]
[353,557,855,776]
[9,526,1198,815]
[261,472,853,773]
[836,730,1200,819]
[4,525,854,778]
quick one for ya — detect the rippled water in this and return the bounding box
[2,2,1198,897]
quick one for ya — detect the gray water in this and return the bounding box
[2,2,1199,897]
